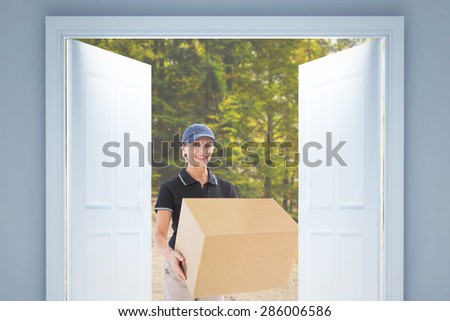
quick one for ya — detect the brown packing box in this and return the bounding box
[174,198,298,298]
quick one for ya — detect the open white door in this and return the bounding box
[67,40,151,300]
[299,40,383,300]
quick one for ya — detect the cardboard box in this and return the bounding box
[175,198,298,298]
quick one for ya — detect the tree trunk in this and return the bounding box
[264,110,273,197]
[224,42,234,92]
[283,174,289,209]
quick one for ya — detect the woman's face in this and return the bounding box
[182,136,215,167]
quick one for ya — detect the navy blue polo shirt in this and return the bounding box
[154,168,238,249]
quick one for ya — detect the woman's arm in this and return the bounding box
[153,210,186,280]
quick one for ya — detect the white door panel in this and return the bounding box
[299,40,382,300]
[67,40,151,300]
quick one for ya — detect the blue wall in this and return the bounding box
[1,0,449,300]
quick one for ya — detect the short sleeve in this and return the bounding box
[229,184,238,198]
[154,183,175,213]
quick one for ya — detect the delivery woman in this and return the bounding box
[153,123,238,301]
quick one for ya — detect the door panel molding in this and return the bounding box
[67,40,151,300]
[299,40,383,300]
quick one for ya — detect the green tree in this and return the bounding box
[80,37,367,220]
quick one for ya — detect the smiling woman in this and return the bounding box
[153,123,238,301]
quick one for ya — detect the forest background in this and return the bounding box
[82,38,364,221]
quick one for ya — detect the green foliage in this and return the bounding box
[80,38,367,220]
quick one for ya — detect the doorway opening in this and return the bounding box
[45,16,404,301]
[69,37,381,301]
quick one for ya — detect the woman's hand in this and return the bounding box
[167,248,186,281]
[153,209,187,281]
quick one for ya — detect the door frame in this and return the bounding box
[45,16,404,300]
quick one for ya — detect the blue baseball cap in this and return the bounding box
[181,123,215,143]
